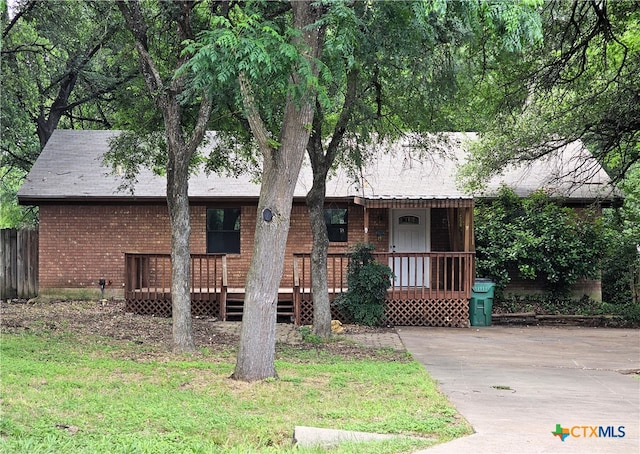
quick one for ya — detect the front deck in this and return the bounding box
[125,251,474,327]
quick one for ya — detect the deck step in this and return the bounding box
[221,299,295,322]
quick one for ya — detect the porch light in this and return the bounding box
[376,230,385,241]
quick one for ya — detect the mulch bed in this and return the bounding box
[0,299,406,362]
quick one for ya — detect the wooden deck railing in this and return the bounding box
[125,251,473,323]
[292,253,349,294]
[380,251,474,300]
[124,253,227,317]
[293,251,474,301]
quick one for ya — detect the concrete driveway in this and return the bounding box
[397,326,640,454]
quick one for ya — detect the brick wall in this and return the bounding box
[39,204,172,295]
[38,201,374,296]
[504,275,603,302]
[367,208,389,252]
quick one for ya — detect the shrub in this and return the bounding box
[475,186,605,298]
[600,208,640,306]
[600,302,640,326]
[298,326,323,344]
[335,243,392,326]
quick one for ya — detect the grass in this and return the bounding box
[0,328,471,453]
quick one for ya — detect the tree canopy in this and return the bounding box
[1,0,135,227]
[463,0,639,189]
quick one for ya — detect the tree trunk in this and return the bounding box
[233,0,323,381]
[167,143,196,353]
[233,115,316,380]
[118,0,211,353]
[305,70,358,338]
[306,181,332,337]
[233,170,298,380]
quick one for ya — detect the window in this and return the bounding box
[324,208,348,242]
[399,215,420,225]
[207,208,240,253]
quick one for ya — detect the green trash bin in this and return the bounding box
[469,278,496,326]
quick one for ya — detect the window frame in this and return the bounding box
[206,207,241,254]
[324,207,348,243]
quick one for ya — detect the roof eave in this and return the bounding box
[354,196,474,208]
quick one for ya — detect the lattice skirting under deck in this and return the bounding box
[384,298,469,327]
[297,299,353,326]
[299,298,470,328]
[125,298,220,317]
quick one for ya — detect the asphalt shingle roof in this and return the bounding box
[17,129,618,204]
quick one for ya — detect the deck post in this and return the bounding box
[464,205,474,252]
[293,256,301,325]
[220,256,228,321]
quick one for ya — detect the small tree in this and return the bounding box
[336,243,392,326]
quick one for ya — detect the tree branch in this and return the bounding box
[1,146,36,171]
[325,67,359,162]
[1,41,52,55]
[117,0,164,96]
[186,94,214,154]
[2,0,36,39]
[238,72,273,155]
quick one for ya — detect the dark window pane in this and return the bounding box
[399,215,420,225]
[324,208,348,242]
[207,232,240,254]
[208,208,240,231]
[207,208,241,253]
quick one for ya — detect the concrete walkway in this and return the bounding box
[397,326,640,454]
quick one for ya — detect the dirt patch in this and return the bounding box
[0,299,406,362]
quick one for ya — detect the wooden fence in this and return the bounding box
[0,229,39,299]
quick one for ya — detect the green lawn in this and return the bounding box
[1,326,471,453]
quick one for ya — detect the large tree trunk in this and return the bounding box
[305,70,359,338]
[118,0,211,353]
[233,154,305,380]
[233,107,315,380]
[306,179,332,337]
[233,0,323,381]
[166,141,196,353]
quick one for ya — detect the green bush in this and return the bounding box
[298,326,322,344]
[600,208,640,305]
[475,187,605,298]
[598,301,640,326]
[495,295,640,326]
[335,243,392,326]
[497,294,599,315]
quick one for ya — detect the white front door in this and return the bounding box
[390,209,430,287]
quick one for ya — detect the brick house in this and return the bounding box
[17,130,617,326]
